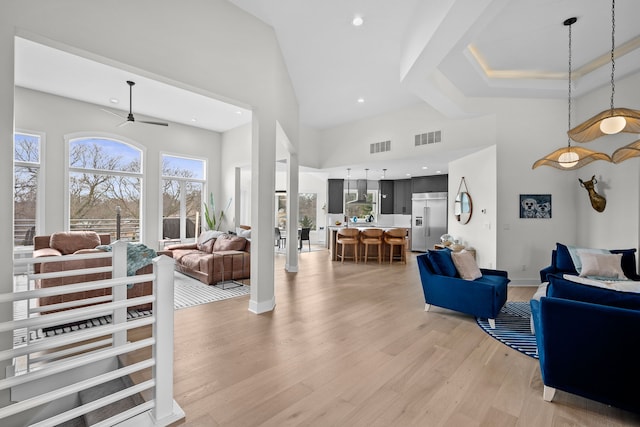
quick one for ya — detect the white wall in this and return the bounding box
[15,87,221,248]
[221,123,251,229]
[448,146,497,269]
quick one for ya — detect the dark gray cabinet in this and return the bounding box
[327,179,344,214]
[379,180,394,214]
[412,175,448,193]
[394,179,411,214]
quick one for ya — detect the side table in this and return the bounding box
[215,250,246,289]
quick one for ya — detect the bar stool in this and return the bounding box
[384,228,407,264]
[360,228,384,264]
[336,228,360,263]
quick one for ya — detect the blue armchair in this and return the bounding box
[531,273,640,413]
[416,251,510,328]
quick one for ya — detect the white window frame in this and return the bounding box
[160,151,207,242]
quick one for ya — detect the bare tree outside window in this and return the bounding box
[161,155,205,240]
[68,138,142,241]
[14,132,41,246]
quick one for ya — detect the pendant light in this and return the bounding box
[567,0,640,143]
[533,17,611,170]
[612,139,640,163]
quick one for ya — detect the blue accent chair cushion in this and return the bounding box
[427,248,458,277]
[531,274,640,414]
[417,252,510,322]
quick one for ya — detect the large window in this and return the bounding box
[161,154,205,240]
[68,137,142,241]
[275,192,318,230]
[344,189,377,219]
[14,131,43,247]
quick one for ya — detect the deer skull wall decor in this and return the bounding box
[578,175,606,212]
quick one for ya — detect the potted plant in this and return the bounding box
[203,193,231,231]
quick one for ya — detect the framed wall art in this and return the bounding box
[519,194,551,219]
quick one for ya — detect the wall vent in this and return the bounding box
[414,130,442,146]
[370,140,391,154]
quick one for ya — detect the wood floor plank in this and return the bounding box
[138,250,640,426]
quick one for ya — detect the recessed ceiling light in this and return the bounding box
[191,118,197,122]
[421,166,428,170]
[109,98,119,104]
[436,170,442,174]
[235,111,242,115]
[405,173,411,177]
[357,98,364,103]
[352,15,364,26]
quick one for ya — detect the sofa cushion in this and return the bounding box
[578,252,627,280]
[197,230,224,252]
[212,234,247,252]
[547,274,640,310]
[425,252,442,275]
[428,248,458,277]
[610,248,639,279]
[451,250,481,280]
[555,243,577,274]
[50,231,101,255]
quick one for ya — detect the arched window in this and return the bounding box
[67,137,143,241]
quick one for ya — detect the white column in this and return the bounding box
[249,109,276,314]
[285,151,299,272]
[234,167,241,228]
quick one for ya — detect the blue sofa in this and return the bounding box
[539,243,640,282]
[530,273,640,413]
[416,251,510,328]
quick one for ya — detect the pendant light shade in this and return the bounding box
[568,0,640,143]
[567,108,640,143]
[533,146,611,170]
[611,140,640,163]
[532,17,612,170]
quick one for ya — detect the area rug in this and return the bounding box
[476,301,538,359]
[173,271,250,310]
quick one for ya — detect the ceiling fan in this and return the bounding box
[102,80,169,127]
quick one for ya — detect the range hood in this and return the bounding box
[347,179,369,204]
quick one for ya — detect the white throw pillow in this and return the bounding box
[198,230,223,245]
[577,252,627,280]
[451,250,482,281]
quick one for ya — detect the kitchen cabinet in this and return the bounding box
[394,179,411,214]
[379,180,394,214]
[412,175,448,193]
[327,179,344,213]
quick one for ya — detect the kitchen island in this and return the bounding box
[327,225,411,262]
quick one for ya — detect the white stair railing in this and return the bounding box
[0,241,184,426]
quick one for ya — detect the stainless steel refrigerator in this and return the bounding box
[411,192,447,252]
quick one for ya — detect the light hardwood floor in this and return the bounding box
[130,250,640,426]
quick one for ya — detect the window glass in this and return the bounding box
[275,193,318,230]
[14,132,42,247]
[344,190,376,219]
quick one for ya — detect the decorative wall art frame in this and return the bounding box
[519,194,552,219]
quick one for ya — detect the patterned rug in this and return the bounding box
[173,271,250,309]
[476,301,538,359]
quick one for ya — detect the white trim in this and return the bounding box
[14,129,45,243]
[248,296,276,314]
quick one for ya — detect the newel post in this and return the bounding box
[152,254,179,423]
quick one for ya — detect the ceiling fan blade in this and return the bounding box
[101,108,127,119]
[117,120,132,128]
[139,120,169,126]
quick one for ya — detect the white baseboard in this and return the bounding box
[249,296,276,314]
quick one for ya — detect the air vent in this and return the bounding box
[414,130,442,146]
[370,140,391,154]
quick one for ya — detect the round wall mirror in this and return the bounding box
[454,191,472,224]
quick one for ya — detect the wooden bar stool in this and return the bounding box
[360,228,384,264]
[384,228,407,264]
[336,228,360,263]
